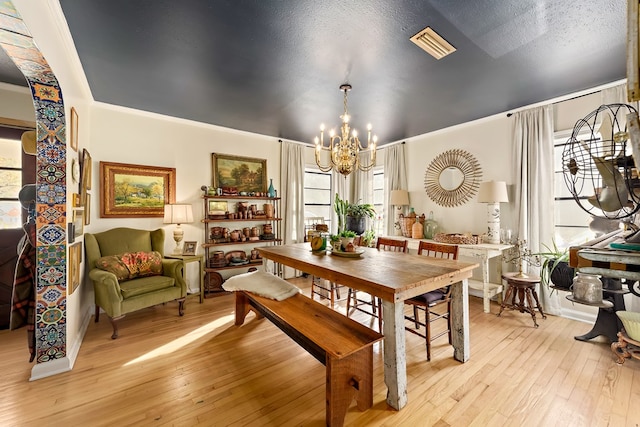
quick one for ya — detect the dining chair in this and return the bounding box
[404,241,458,360]
[347,237,408,332]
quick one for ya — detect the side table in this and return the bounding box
[498,272,546,327]
[165,254,204,303]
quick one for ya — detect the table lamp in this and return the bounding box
[477,181,508,244]
[390,190,410,236]
[163,203,194,254]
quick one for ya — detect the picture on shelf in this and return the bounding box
[212,153,267,193]
[182,241,198,256]
[100,161,176,217]
[208,200,228,215]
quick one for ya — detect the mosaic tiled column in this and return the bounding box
[0,1,67,362]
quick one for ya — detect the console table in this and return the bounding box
[383,237,512,313]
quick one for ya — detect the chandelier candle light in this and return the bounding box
[163,203,194,254]
[477,181,509,244]
[314,84,377,176]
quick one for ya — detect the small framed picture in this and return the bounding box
[84,193,91,226]
[182,241,198,256]
[70,107,78,152]
[73,208,84,239]
[208,200,228,215]
[68,222,75,244]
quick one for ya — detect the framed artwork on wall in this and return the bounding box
[84,193,91,225]
[69,241,82,294]
[211,153,267,193]
[80,148,92,206]
[100,161,176,218]
[70,107,78,152]
[73,208,84,239]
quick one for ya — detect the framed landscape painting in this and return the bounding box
[211,153,267,193]
[100,161,176,218]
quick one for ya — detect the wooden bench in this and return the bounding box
[235,290,384,426]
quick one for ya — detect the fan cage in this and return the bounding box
[561,103,640,220]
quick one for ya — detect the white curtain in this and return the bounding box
[513,105,559,314]
[384,143,408,235]
[280,141,305,244]
[351,152,373,205]
[330,171,350,234]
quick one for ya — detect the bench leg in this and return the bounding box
[235,291,263,325]
[326,347,374,426]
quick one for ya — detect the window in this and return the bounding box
[553,131,596,248]
[0,137,23,229]
[304,168,332,229]
[372,168,385,236]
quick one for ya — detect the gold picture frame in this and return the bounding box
[72,208,84,238]
[211,153,267,193]
[100,161,176,218]
[80,148,92,206]
[69,241,82,294]
[182,241,198,256]
[84,193,91,225]
[70,106,78,152]
[208,200,228,214]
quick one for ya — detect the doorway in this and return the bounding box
[0,124,35,329]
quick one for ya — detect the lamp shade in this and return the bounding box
[390,190,410,206]
[477,181,509,203]
[163,204,194,224]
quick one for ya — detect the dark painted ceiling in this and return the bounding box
[2,1,627,144]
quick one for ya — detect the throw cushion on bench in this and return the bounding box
[96,251,163,281]
[223,270,300,301]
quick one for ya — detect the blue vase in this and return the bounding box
[268,179,276,198]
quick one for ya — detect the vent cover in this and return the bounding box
[410,27,456,60]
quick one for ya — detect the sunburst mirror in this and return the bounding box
[424,149,483,207]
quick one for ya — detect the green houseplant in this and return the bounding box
[334,193,349,235]
[346,201,376,235]
[535,241,575,290]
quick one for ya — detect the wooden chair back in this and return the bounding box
[417,241,458,260]
[376,237,408,253]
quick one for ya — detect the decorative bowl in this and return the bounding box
[616,311,640,341]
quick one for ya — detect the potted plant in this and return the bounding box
[346,201,376,235]
[329,234,341,251]
[334,193,349,235]
[360,229,376,247]
[338,230,356,250]
[535,241,575,290]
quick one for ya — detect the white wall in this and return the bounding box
[405,114,515,235]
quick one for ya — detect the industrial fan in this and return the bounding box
[562,103,640,221]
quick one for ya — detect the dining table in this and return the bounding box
[256,242,478,410]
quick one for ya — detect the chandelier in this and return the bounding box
[314,84,377,176]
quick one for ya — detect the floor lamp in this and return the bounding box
[163,204,194,254]
[390,190,409,236]
[477,181,508,244]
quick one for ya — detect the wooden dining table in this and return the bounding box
[256,243,478,410]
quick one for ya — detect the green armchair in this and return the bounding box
[85,227,187,339]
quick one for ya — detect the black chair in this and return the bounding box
[404,241,458,360]
[347,237,408,332]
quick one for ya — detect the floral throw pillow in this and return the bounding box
[96,251,163,281]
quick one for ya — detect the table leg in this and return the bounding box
[382,299,408,410]
[451,278,470,362]
[480,254,490,313]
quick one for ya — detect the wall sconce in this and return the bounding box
[163,203,194,254]
[477,181,508,244]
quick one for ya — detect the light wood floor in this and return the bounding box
[1,277,638,426]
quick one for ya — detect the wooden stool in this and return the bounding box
[498,272,546,327]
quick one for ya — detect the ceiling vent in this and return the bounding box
[410,27,456,60]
